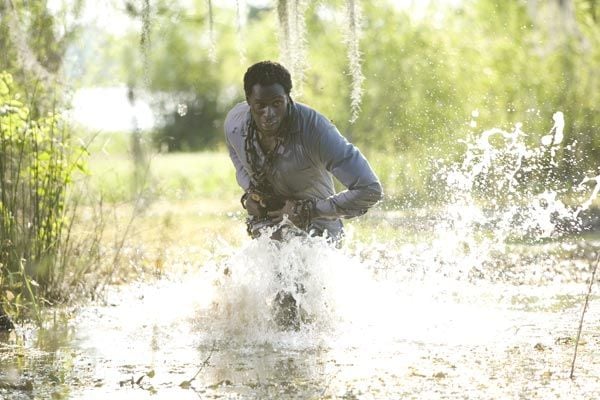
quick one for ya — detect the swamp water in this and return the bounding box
[2,113,600,399]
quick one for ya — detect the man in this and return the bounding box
[224,61,382,330]
[225,61,383,242]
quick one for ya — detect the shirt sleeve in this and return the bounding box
[224,111,252,192]
[227,137,252,192]
[308,118,383,219]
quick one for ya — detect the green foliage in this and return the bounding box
[0,71,87,308]
[36,0,600,203]
[298,0,600,203]
[127,1,243,151]
[0,0,83,117]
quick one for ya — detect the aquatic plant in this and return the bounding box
[570,253,600,379]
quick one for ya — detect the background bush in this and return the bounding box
[0,71,86,309]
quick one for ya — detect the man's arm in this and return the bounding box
[309,119,383,219]
[223,106,252,192]
[226,136,252,192]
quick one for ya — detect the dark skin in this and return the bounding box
[247,83,289,152]
[245,83,301,224]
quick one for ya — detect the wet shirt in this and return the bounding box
[224,101,383,236]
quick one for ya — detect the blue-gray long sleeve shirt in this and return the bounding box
[224,101,383,235]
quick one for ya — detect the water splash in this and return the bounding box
[197,230,344,344]
[435,112,594,244]
[541,111,565,147]
[577,175,600,214]
[195,112,599,345]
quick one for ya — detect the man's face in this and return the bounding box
[247,83,289,136]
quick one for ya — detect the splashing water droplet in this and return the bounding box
[541,135,552,146]
[541,111,564,146]
[577,175,600,214]
[552,111,564,144]
[177,103,188,117]
[435,111,599,252]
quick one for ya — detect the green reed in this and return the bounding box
[0,71,89,322]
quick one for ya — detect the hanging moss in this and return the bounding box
[277,0,292,65]
[291,0,308,96]
[235,0,247,65]
[344,0,364,123]
[277,0,308,97]
[207,0,216,62]
[140,0,151,87]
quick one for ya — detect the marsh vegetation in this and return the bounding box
[2,0,600,398]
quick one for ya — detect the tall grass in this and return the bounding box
[0,71,90,321]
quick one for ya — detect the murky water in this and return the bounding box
[2,234,600,399]
[2,114,600,399]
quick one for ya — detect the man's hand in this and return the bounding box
[245,196,265,217]
[267,199,314,229]
[266,200,297,223]
[242,191,267,217]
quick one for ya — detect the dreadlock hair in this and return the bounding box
[244,61,293,98]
